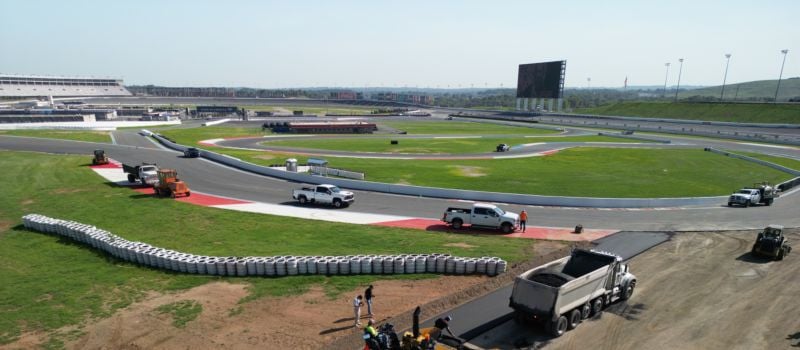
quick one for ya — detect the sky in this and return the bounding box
[1,0,797,89]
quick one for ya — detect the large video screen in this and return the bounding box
[516,61,565,99]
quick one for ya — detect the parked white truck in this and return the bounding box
[442,203,519,233]
[292,184,355,208]
[509,249,636,337]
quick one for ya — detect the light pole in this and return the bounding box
[674,58,684,102]
[774,49,789,102]
[720,53,732,101]
[662,62,671,98]
[587,77,591,89]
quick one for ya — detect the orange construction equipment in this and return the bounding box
[153,169,191,198]
[92,149,109,165]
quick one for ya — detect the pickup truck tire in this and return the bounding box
[333,199,343,208]
[128,174,135,183]
[590,297,604,316]
[298,196,308,205]
[744,201,750,208]
[501,222,513,234]
[727,202,732,207]
[777,248,785,261]
[452,218,463,229]
[549,316,568,337]
[568,309,582,330]
[766,198,773,206]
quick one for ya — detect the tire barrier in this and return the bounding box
[21,214,507,277]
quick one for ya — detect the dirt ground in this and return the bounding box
[472,229,800,350]
[3,242,565,350]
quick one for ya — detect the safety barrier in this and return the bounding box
[704,148,800,176]
[202,118,231,127]
[22,214,507,277]
[151,133,727,208]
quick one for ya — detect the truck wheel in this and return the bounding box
[452,218,463,229]
[568,309,582,329]
[501,222,513,234]
[744,201,750,208]
[590,298,604,316]
[580,303,591,320]
[621,281,636,300]
[170,191,176,199]
[777,248,784,261]
[751,244,758,255]
[766,199,773,206]
[333,199,343,208]
[549,316,568,337]
[128,174,135,183]
[727,202,732,207]
[298,196,307,205]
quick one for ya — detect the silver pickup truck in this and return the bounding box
[292,184,354,208]
[509,249,636,337]
[442,203,519,233]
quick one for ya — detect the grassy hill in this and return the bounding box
[679,77,800,102]
[576,102,800,124]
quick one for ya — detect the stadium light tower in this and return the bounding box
[774,49,789,102]
[720,53,732,101]
[662,62,671,98]
[674,58,684,102]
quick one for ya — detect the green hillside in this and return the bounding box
[679,77,800,102]
[577,102,800,124]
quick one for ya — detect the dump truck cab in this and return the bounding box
[153,169,191,198]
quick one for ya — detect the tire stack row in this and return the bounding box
[21,214,507,277]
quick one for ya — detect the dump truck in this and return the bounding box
[153,169,190,198]
[292,184,354,208]
[752,224,792,260]
[122,163,159,185]
[509,249,636,337]
[92,149,109,165]
[442,203,519,233]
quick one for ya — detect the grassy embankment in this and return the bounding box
[0,151,531,346]
[0,130,110,143]
[577,102,800,124]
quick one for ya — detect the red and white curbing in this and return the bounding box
[89,159,614,241]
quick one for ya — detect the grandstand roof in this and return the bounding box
[0,74,132,97]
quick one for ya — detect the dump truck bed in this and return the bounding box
[511,250,617,319]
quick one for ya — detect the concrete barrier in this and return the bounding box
[152,133,728,208]
[597,132,671,144]
[704,148,800,176]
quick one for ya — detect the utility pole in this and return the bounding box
[720,54,732,101]
[674,58,684,102]
[662,62,671,98]
[774,49,789,102]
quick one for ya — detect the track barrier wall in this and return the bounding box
[152,134,728,208]
[704,147,800,192]
[22,214,507,277]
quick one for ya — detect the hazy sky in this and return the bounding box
[1,0,797,89]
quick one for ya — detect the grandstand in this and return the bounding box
[0,74,131,97]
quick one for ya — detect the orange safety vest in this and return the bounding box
[520,211,528,221]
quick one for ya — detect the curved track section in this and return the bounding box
[2,134,799,230]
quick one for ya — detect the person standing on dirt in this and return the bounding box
[520,210,528,232]
[354,295,364,327]
[364,285,375,317]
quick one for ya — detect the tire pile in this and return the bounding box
[22,214,507,277]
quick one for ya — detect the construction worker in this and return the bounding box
[363,319,379,350]
[520,210,528,232]
[433,315,464,348]
[354,295,364,327]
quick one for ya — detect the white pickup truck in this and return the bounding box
[292,184,355,208]
[442,203,520,233]
[122,163,159,185]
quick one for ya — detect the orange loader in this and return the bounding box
[153,169,191,198]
